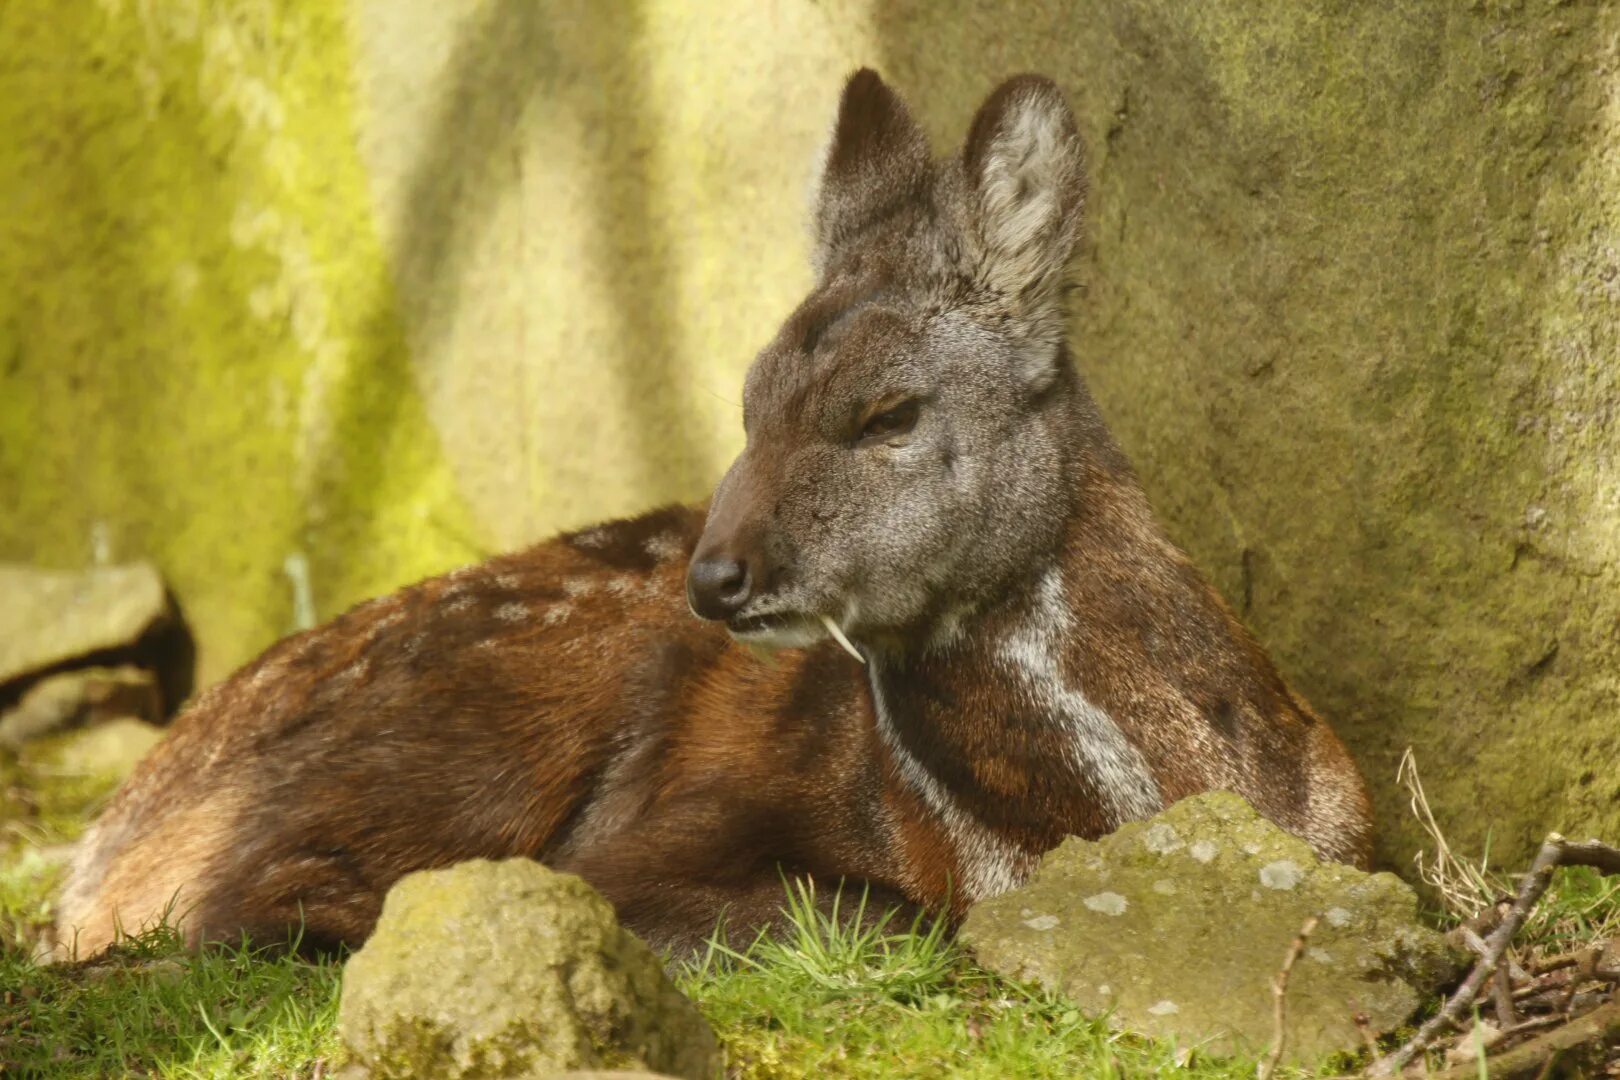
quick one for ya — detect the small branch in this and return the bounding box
[1411,999,1620,1080]
[1366,832,1620,1077]
[1497,1014,1564,1039]
[1550,838,1620,875]
[1557,946,1603,1016]
[1492,964,1518,1028]
[1531,950,1583,976]
[1260,914,1319,1080]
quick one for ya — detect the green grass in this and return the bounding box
[2,744,1612,1078]
[0,865,1317,1080]
[4,849,1614,1079]
[677,880,1292,1079]
[0,930,342,1078]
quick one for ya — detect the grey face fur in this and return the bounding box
[690,71,1090,654]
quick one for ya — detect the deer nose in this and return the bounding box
[686,555,752,621]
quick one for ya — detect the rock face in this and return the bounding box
[338,859,720,1080]
[0,564,169,684]
[960,793,1460,1063]
[6,2,1618,865]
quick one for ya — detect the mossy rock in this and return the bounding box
[338,859,720,1080]
[960,792,1463,1064]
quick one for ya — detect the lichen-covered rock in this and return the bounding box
[959,792,1461,1063]
[337,859,720,1080]
[0,564,169,685]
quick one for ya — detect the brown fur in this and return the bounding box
[56,72,1371,959]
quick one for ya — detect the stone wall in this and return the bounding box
[3,0,1616,868]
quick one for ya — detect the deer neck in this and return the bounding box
[864,474,1167,900]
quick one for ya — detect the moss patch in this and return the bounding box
[0,0,483,686]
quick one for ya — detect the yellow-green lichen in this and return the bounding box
[0,0,482,685]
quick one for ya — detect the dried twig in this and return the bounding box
[1411,999,1620,1080]
[1367,832,1620,1076]
[1398,750,1495,919]
[1493,963,1520,1028]
[1558,945,1603,1015]
[1497,1014,1564,1038]
[1533,949,1589,976]
[1260,914,1319,1080]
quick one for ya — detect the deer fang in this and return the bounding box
[820,615,865,664]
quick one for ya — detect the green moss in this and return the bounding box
[338,859,721,1079]
[0,1,482,685]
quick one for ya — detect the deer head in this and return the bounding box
[687,70,1090,657]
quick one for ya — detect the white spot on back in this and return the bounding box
[493,602,529,623]
[606,575,637,597]
[1000,568,1162,828]
[443,594,476,614]
[493,573,520,589]
[643,532,683,562]
[372,606,407,632]
[543,604,572,627]
[247,659,284,692]
[572,527,609,549]
[563,577,596,598]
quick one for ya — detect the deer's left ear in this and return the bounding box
[962,76,1086,389]
[811,69,932,273]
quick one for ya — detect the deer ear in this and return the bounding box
[811,69,931,272]
[961,76,1086,388]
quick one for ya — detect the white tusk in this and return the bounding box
[820,614,865,665]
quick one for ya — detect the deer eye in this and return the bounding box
[857,400,920,446]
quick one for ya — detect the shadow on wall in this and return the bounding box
[372,0,708,547]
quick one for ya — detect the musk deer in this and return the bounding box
[57,70,1371,959]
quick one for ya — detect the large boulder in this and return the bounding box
[960,792,1461,1064]
[337,859,720,1080]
